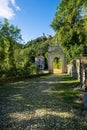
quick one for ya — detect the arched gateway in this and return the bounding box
[48,40,67,73]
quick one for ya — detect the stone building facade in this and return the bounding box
[35,55,45,70]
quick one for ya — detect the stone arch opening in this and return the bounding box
[53,57,62,74]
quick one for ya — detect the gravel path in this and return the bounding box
[0,74,87,130]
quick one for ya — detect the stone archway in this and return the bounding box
[48,41,67,73]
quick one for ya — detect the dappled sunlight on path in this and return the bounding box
[0,74,87,130]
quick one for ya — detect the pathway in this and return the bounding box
[0,74,87,130]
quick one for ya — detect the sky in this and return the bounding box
[0,0,61,43]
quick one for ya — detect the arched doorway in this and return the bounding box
[53,57,62,74]
[48,41,67,73]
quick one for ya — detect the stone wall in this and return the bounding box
[67,59,80,80]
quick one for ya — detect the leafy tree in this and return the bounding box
[0,19,22,42]
[0,19,23,77]
[51,0,87,62]
[24,48,36,69]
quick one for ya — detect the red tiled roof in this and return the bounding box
[35,56,44,58]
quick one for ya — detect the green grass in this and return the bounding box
[0,74,86,130]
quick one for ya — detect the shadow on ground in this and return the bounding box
[0,74,87,130]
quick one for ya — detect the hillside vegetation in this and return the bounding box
[0,0,87,77]
[0,20,53,77]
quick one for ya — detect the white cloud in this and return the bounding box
[0,0,20,19]
[10,0,20,11]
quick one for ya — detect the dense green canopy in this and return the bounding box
[51,0,87,62]
[0,19,23,77]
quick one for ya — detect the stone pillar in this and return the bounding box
[61,55,67,73]
[48,52,53,73]
[80,55,87,89]
[61,56,65,73]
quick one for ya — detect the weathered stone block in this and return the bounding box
[83,93,87,110]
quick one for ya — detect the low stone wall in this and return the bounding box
[67,59,80,80]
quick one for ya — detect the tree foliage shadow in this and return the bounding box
[0,74,86,130]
